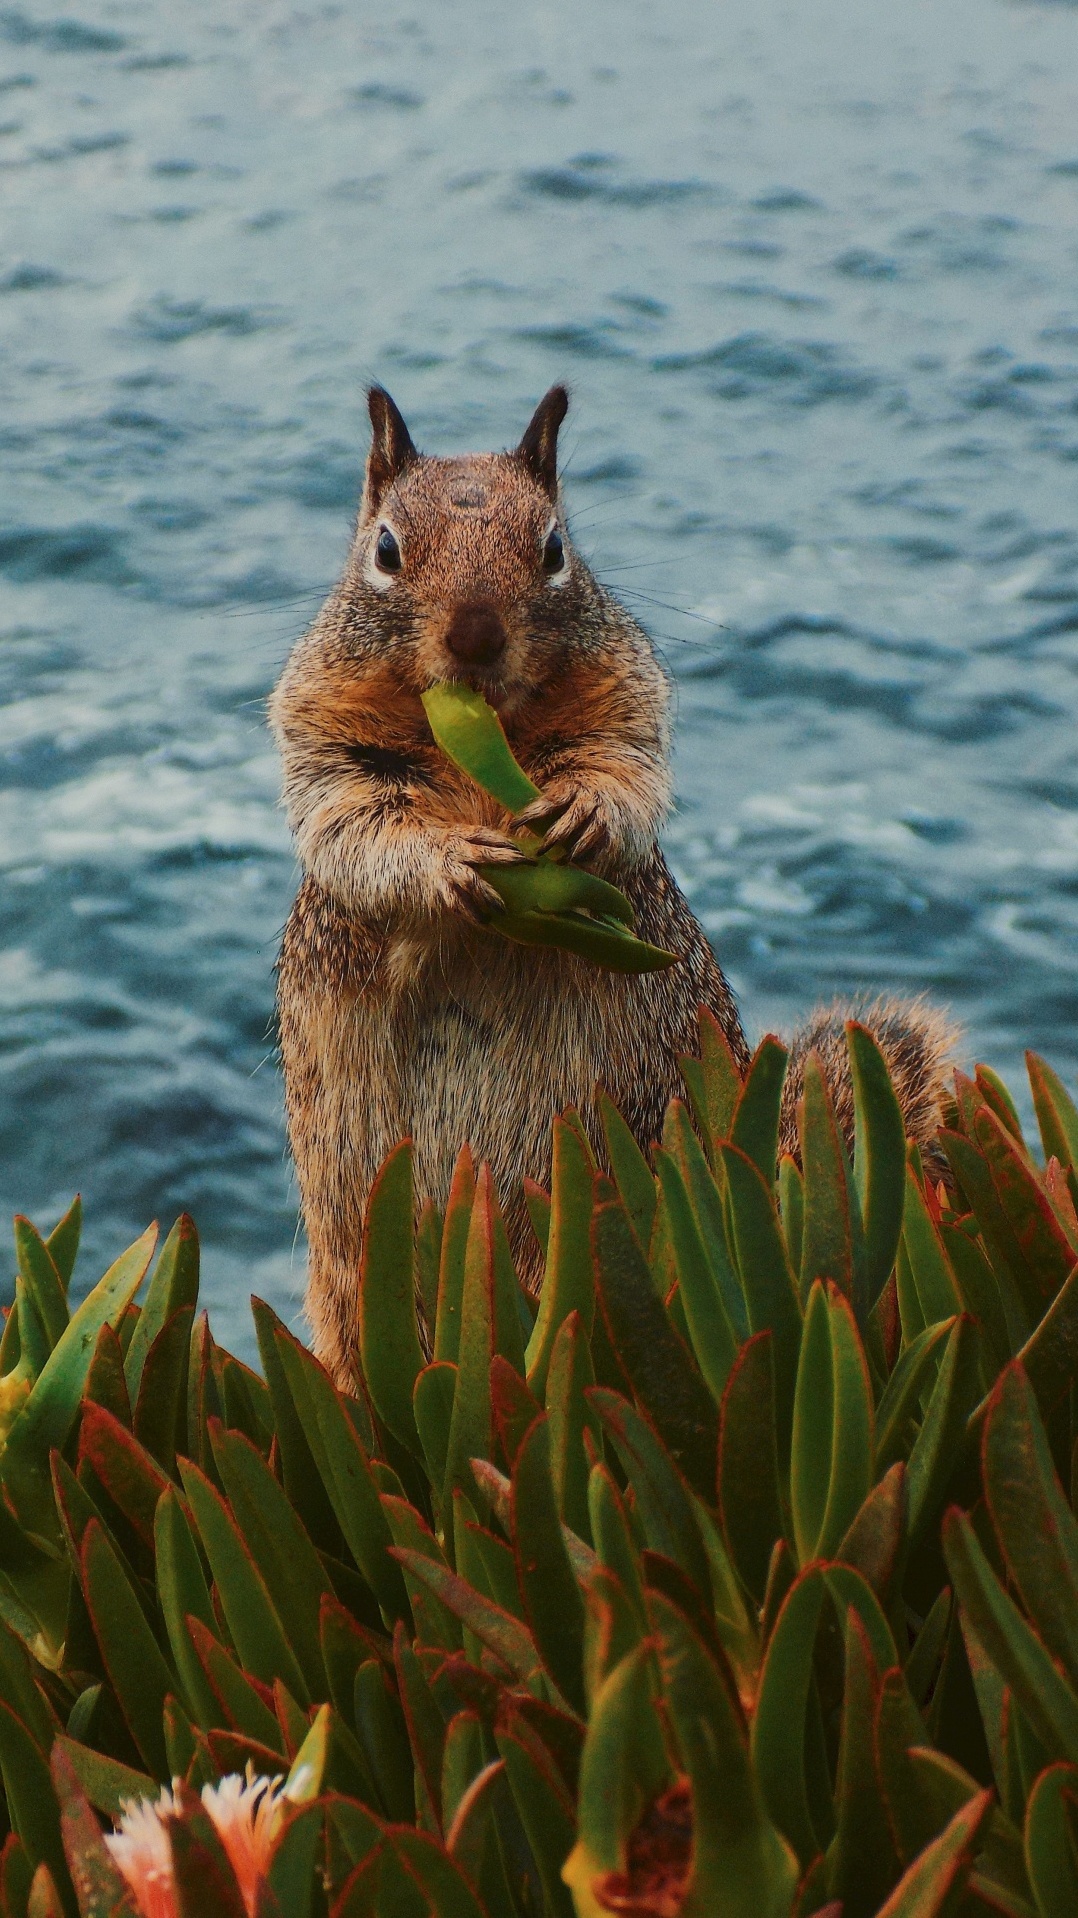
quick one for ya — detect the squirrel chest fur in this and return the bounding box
[272,385,954,1387]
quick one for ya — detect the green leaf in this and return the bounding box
[1024,1762,1078,1918]
[907,1316,981,1552]
[1,1225,157,1538]
[1027,1053,1078,1176]
[943,1507,1078,1766]
[511,1414,586,1715]
[526,1119,596,1398]
[413,1362,457,1522]
[391,1550,539,1686]
[975,1107,1076,1301]
[668,1106,748,1341]
[79,1518,171,1778]
[493,905,678,973]
[131,1304,194,1479]
[381,1495,461,1652]
[779,1157,804,1281]
[799,1053,861,1317]
[50,1743,136,1918]
[902,1170,963,1326]
[389,1828,491,1918]
[873,1788,993,1918]
[123,1215,199,1404]
[262,1803,323,1918]
[1012,1260,1078,1425]
[791,1281,874,1565]
[443,1170,497,1506]
[827,1610,900,1918]
[562,1643,671,1899]
[497,1728,576,1918]
[482,856,634,925]
[652,1591,799,1918]
[209,1421,333,1700]
[836,1461,907,1605]
[421,681,541,813]
[13,1220,67,1353]
[720,1143,802,1458]
[717,1332,784,1604]
[654,1148,739,1405]
[359,1142,423,1454]
[598,1091,657,1255]
[731,1036,789,1186]
[848,1021,907,1308]
[876,1317,955,1473]
[435,1147,475,1364]
[191,1615,286,1748]
[983,1362,1078,1688]
[697,1005,746,1152]
[823,1563,900,1673]
[354,1657,416,1823]
[51,1737,153,1822]
[591,1183,718,1499]
[392,1623,447,1831]
[590,1388,711,1601]
[0,1704,73,1915]
[178,1459,309,1705]
[545,1311,597,1542]
[941,1131,1038,1332]
[751,1566,828,1865]
[273,1329,407,1621]
[44,1198,81,1295]
[78,1402,168,1551]
[253,1298,347,1552]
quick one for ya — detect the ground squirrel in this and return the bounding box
[272,386,956,1387]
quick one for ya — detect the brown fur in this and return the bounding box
[272,387,957,1386]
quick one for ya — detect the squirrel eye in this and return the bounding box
[375,526,402,573]
[542,528,565,575]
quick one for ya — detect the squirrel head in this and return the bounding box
[342,384,593,714]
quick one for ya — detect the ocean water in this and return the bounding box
[2,0,1077,1352]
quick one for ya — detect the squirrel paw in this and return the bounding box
[515,790,611,863]
[440,828,525,925]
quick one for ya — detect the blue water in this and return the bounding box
[2,0,1078,1352]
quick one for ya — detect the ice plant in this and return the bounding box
[0,1031,1077,1914]
[106,1773,289,1918]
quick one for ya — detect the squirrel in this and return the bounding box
[271,385,957,1388]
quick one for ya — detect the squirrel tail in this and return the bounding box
[777,993,960,1180]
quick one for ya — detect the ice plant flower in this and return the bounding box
[105,1770,290,1918]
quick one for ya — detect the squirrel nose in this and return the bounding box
[445,602,507,667]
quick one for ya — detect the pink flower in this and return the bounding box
[105,1771,289,1918]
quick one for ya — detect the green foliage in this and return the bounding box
[0,1036,1078,1912]
[421,681,676,971]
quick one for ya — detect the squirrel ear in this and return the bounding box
[516,385,569,500]
[363,386,418,515]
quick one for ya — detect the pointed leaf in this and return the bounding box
[874,1789,993,1918]
[731,1036,789,1185]
[944,1507,1078,1766]
[526,1119,595,1397]
[123,1216,199,1403]
[717,1330,784,1603]
[512,1414,586,1715]
[652,1591,799,1918]
[178,1459,309,1704]
[1,1226,157,1536]
[359,1142,423,1452]
[848,1021,907,1307]
[983,1362,1078,1688]
[751,1567,827,1865]
[591,1184,718,1498]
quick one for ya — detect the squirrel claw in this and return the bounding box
[538,797,610,862]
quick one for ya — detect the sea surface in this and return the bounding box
[2,0,1078,1352]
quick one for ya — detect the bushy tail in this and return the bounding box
[778,994,961,1179]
